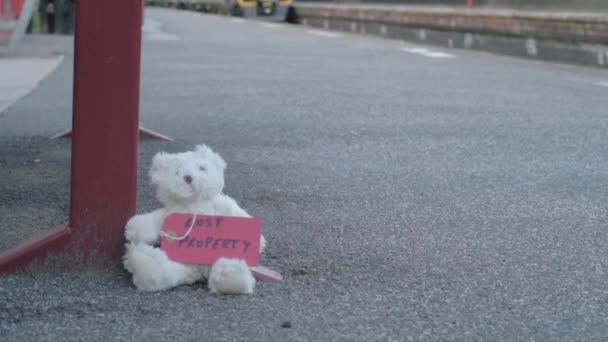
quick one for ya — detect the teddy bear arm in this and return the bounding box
[214,195,251,217]
[214,195,267,253]
[124,208,167,245]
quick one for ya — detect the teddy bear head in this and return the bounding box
[149,144,227,207]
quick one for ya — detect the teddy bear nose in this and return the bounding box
[184,175,193,184]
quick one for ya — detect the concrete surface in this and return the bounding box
[317,0,608,12]
[486,0,608,12]
[1,8,608,341]
[291,3,608,69]
[149,1,608,68]
[0,35,71,253]
[0,56,63,114]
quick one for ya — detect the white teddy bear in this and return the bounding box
[123,144,266,294]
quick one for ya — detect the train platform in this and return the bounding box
[1,7,608,341]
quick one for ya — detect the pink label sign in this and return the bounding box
[160,213,261,266]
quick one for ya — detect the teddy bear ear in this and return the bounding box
[195,144,226,171]
[211,151,227,171]
[194,144,213,157]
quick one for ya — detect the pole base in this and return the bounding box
[51,126,174,141]
[0,224,72,273]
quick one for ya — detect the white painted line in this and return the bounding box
[230,18,245,23]
[145,33,180,41]
[260,22,281,29]
[594,81,608,87]
[306,29,343,39]
[142,19,162,34]
[401,47,455,59]
[143,18,179,41]
[0,56,64,114]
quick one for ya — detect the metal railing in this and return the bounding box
[0,0,34,55]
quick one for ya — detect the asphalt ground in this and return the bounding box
[1,8,608,341]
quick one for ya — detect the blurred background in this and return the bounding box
[1,0,606,38]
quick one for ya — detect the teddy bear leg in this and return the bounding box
[123,243,206,291]
[208,258,256,295]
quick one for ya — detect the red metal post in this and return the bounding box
[69,0,142,265]
[466,0,474,8]
[0,0,143,272]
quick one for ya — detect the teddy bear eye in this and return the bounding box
[199,166,206,171]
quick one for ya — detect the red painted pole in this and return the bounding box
[69,0,142,266]
[0,0,143,272]
[466,0,474,8]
